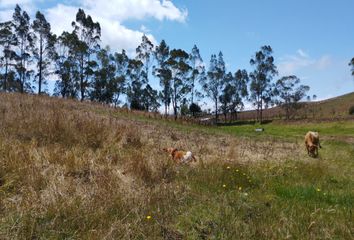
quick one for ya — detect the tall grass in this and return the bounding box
[0,93,352,239]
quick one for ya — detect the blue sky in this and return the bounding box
[1,0,353,102]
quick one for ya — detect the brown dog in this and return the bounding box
[163,147,196,163]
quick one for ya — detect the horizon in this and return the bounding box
[0,0,354,106]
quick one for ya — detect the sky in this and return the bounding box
[1,0,354,104]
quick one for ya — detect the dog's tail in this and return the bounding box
[192,155,197,162]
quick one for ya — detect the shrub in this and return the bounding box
[349,105,354,115]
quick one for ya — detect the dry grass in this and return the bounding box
[0,93,352,239]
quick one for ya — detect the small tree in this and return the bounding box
[349,105,354,115]
[249,45,277,123]
[274,75,310,120]
[189,103,202,117]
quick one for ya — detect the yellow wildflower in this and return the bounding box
[146,215,152,220]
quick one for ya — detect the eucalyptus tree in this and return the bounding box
[219,72,234,121]
[12,4,34,93]
[136,34,154,83]
[0,21,17,91]
[166,49,192,120]
[32,11,56,94]
[72,8,101,101]
[274,75,309,120]
[230,69,249,120]
[113,49,129,106]
[142,84,160,112]
[153,40,171,116]
[189,44,205,106]
[249,45,277,123]
[54,31,80,98]
[91,46,117,104]
[126,59,145,110]
[201,52,226,123]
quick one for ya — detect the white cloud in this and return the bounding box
[1,0,187,54]
[0,0,32,8]
[45,4,78,36]
[44,0,186,54]
[278,49,332,76]
[81,0,187,22]
[0,9,12,21]
[0,0,36,21]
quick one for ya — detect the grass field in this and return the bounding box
[0,93,353,239]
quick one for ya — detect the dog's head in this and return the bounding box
[308,144,318,157]
[163,147,177,155]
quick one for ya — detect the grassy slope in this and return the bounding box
[237,91,354,120]
[0,93,353,239]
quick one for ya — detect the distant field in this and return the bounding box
[219,121,354,139]
[0,93,353,239]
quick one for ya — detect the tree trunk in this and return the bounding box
[286,104,290,120]
[38,36,43,95]
[3,58,8,91]
[215,98,218,124]
[174,105,177,120]
[260,100,263,124]
[80,56,85,101]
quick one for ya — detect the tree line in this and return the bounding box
[3,4,340,123]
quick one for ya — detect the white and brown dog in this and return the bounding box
[163,147,196,163]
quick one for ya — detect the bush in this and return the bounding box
[349,106,354,115]
[189,103,202,116]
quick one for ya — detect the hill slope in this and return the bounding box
[0,93,353,239]
[237,91,354,121]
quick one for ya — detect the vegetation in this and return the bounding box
[349,105,354,115]
[249,46,278,123]
[0,4,320,123]
[0,93,353,239]
[274,75,310,120]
